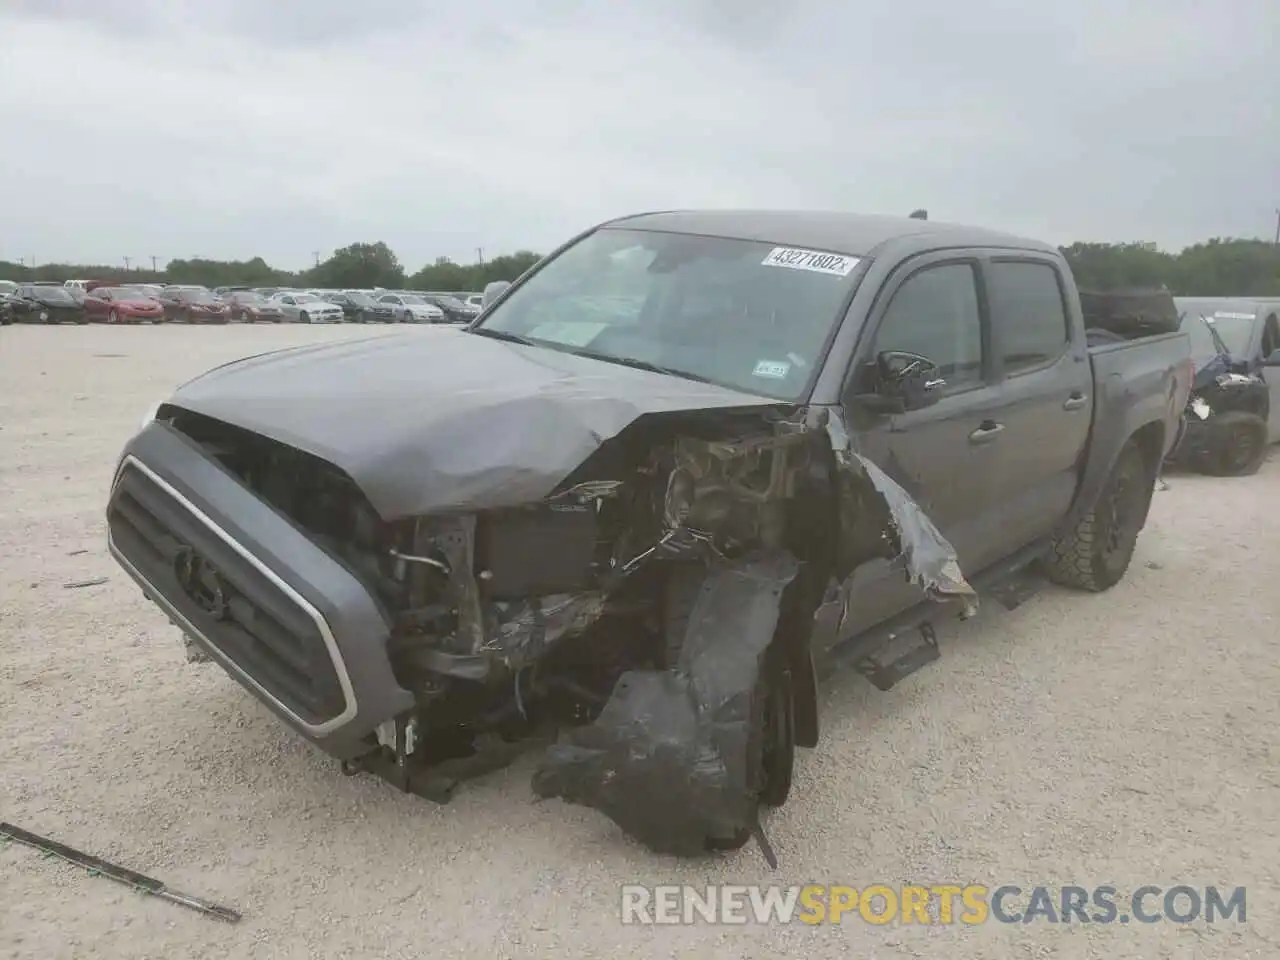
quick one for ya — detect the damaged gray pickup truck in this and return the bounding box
[107,211,1192,864]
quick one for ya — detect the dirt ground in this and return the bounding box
[1,324,1278,959]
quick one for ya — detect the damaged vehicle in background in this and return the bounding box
[106,211,1191,865]
[1164,297,1280,476]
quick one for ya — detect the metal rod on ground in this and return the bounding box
[0,822,242,923]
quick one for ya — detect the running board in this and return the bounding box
[824,539,1050,689]
[854,621,940,691]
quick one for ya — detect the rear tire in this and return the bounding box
[1198,411,1267,477]
[300,311,310,324]
[1045,440,1150,592]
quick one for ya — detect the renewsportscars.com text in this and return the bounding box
[620,884,1246,926]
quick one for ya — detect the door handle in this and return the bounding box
[969,420,1004,444]
[1063,392,1088,411]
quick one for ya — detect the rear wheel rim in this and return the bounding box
[1101,458,1144,562]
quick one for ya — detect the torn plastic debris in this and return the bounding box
[531,550,799,861]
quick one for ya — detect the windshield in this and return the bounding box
[399,295,425,305]
[187,292,218,304]
[232,292,266,303]
[1180,311,1254,361]
[434,295,467,309]
[345,292,375,306]
[34,286,74,302]
[474,227,862,399]
[105,287,151,299]
[0,281,15,294]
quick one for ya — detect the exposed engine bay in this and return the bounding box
[158,403,973,863]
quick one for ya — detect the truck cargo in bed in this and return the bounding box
[107,210,1191,862]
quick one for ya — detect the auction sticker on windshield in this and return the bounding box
[752,360,792,380]
[761,247,860,277]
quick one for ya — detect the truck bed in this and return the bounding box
[1069,330,1192,527]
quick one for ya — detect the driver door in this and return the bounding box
[834,254,1012,639]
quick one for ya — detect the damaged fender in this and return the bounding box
[531,550,799,856]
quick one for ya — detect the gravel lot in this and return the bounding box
[2,324,1278,959]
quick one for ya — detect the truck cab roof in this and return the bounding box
[607,209,1057,258]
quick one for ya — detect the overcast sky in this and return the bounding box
[1,1,1276,271]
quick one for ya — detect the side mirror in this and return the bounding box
[858,351,946,413]
[481,280,511,310]
[1262,349,1280,367]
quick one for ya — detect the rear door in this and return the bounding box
[834,253,1011,639]
[980,256,1093,548]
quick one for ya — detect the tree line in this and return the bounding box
[0,242,543,293]
[2,236,1278,297]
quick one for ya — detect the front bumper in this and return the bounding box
[106,421,414,759]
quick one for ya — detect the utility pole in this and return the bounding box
[150,255,158,273]
[123,256,132,271]
[1274,208,1279,245]
[476,247,484,266]
[312,251,321,267]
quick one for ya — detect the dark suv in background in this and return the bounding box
[324,291,397,323]
[421,292,480,323]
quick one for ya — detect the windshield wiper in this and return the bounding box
[565,349,715,384]
[468,327,535,346]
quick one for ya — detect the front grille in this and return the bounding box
[108,459,347,726]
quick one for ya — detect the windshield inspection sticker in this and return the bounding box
[761,247,860,277]
[753,360,791,380]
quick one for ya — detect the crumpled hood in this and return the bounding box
[167,327,782,518]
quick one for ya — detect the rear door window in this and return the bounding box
[986,260,1071,374]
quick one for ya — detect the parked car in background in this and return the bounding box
[83,286,166,324]
[421,292,480,323]
[5,283,89,324]
[162,287,230,323]
[324,290,397,323]
[376,292,445,323]
[463,293,484,309]
[1165,297,1280,475]
[212,286,252,298]
[270,291,345,324]
[223,290,284,323]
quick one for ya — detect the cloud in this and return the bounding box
[1,0,1276,270]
